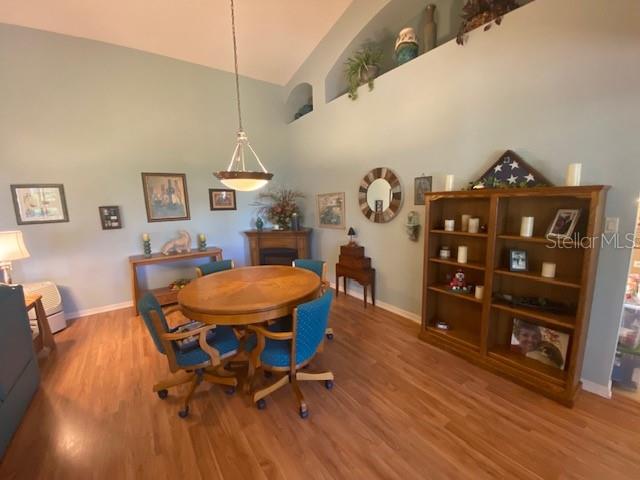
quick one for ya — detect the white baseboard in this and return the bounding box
[66,300,133,320]
[329,282,421,324]
[581,379,612,399]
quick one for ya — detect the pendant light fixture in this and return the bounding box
[214,0,273,191]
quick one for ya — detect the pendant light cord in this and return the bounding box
[230,0,243,132]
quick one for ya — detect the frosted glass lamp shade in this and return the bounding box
[0,231,30,261]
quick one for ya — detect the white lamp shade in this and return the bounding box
[0,231,30,261]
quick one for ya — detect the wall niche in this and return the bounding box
[286,82,313,123]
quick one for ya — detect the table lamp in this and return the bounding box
[347,227,357,246]
[0,231,30,284]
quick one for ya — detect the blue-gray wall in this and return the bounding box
[284,0,640,392]
[0,23,290,315]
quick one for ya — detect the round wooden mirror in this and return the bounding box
[358,167,402,223]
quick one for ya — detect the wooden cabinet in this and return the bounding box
[336,244,375,308]
[419,186,608,406]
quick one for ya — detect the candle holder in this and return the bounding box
[198,238,207,252]
[143,239,152,258]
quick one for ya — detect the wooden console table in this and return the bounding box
[335,245,375,308]
[129,247,222,315]
[25,292,56,354]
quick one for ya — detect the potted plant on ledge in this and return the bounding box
[345,45,383,100]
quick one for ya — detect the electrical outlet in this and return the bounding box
[605,217,619,234]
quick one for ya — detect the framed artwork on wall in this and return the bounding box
[99,206,122,229]
[10,184,69,225]
[317,192,345,229]
[141,173,190,222]
[414,175,432,205]
[509,249,528,272]
[209,189,237,211]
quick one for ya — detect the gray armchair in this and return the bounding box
[0,284,40,458]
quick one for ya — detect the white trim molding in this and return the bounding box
[581,379,612,399]
[66,300,133,320]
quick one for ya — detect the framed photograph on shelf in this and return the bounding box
[547,209,580,239]
[10,184,69,225]
[317,192,345,229]
[141,173,190,222]
[414,175,432,205]
[509,249,528,272]
[99,206,122,230]
[511,318,569,370]
[209,189,237,211]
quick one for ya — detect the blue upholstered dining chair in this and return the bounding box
[246,290,335,419]
[138,293,239,418]
[292,259,334,339]
[196,259,234,277]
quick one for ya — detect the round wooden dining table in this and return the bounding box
[177,265,321,325]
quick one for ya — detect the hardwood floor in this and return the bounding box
[1,292,639,479]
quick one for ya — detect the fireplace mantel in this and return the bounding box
[244,229,312,266]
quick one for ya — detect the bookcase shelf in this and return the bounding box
[420,186,608,406]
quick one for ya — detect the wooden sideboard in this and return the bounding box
[245,229,311,266]
[129,247,223,315]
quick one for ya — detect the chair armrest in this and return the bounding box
[162,324,222,366]
[248,325,293,340]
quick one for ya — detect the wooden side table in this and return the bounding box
[25,292,56,353]
[129,247,223,315]
[335,244,375,308]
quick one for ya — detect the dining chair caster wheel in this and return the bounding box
[178,407,189,418]
[264,371,273,378]
[299,407,309,419]
[325,380,334,390]
[157,389,168,400]
[225,387,236,395]
[256,399,267,410]
[326,333,334,340]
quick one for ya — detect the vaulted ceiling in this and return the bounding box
[0,0,352,85]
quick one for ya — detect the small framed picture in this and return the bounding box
[99,206,122,230]
[547,209,581,239]
[317,192,345,229]
[209,189,237,211]
[10,184,69,225]
[509,249,528,272]
[414,175,432,205]
[375,199,384,213]
[511,318,569,370]
[141,173,190,222]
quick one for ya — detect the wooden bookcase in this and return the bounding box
[419,186,608,406]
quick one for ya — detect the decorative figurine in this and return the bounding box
[255,216,264,231]
[198,233,207,252]
[395,27,419,65]
[406,211,420,241]
[449,269,467,292]
[161,230,192,256]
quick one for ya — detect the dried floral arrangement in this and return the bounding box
[253,187,305,229]
[456,0,521,45]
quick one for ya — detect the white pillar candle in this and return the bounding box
[444,219,455,231]
[474,285,484,300]
[541,262,557,278]
[520,217,535,237]
[457,245,468,264]
[468,218,480,234]
[566,163,582,187]
[142,233,149,241]
[444,174,455,192]
[461,214,471,232]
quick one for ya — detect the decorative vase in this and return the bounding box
[395,27,419,65]
[291,213,300,231]
[423,4,437,53]
[143,239,152,258]
[256,216,264,231]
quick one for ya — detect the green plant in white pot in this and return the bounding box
[345,46,383,100]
